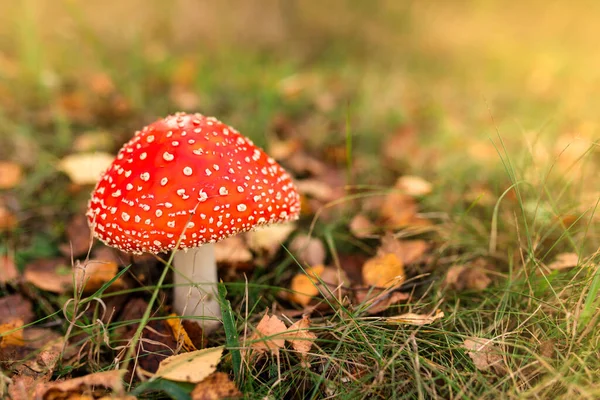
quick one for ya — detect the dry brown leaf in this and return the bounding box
[34,370,125,399]
[248,314,287,356]
[385,309,444,326]
[58,152,114,185]
[0,162,22,189]
[0,255,18,284]
[59,214,92,257]
[395,175,433,196]
[349,214,377,238]
[379,233,429,265]
[444,265,491,291]
[24,258,72,293]
[0,204,17,230]
[282,317,317,355]
[380,191,429,228]
[246,222,296,259]
[74,259,121,293]
[267,137,302,161]
[214,235,253,266]
[155,347,224,383]
[289,234,326,267]
[165,314,197,352]
[0,294,34,324]
[362,253,405,288]
[296,179,336,202]
[355,289,411,315]
[191,372,242,400]
[0,328,65,377]
[8,375,49,400]
[546,253,579,271]
[462,337,506,375]
[289,265,325,306]
[73,130,114,153]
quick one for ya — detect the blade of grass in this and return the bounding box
[218,281,241,384]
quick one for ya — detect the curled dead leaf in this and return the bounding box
[155,347,224,383]
[214,235,253,267]
[34,370,125,399]
[378,233,429,265]
[545,253,579,272]
[24,258,72,293]
[362,253,405,288]
[355,289,411,315]
[385,309,444,326]
[74,259,122,293]
[165,314,197,352]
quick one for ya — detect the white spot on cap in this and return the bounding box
[187,222,195,228]
[147,135,155,143]
[156,210,163,217]
[205,168,212,176]
[121,212,130,222]
[198,190,208,202]
[140,172,150,181]
[161,177,168,186]
[140,152,147,160]
[167,221,175,228]
[237,186,244,193]
[237,204,247,212]
[112,190,121,197]
[219,187,228,195]
[183,167,193,176]
[163,152,174,161]
[126,183,133,190]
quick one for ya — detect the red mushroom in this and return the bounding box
[86,112,301,331]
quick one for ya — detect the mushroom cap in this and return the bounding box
[86,112,301,254]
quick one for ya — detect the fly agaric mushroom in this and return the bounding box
[86,113,301,331]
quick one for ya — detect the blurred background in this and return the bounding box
[0,0,599,237]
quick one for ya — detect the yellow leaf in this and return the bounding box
[165,314,197,352]
[362,253,405,288]
[0,319,24,348]
[395,175,433,196]
[74,259,121,293]
[385,309,444,326]
[58,152,114,185]
[155,347,224,383]
[0,162,22,189]
[289,265,325,306]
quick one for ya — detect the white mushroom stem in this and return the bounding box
[173,244,222,332]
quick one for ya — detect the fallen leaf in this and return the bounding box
[155,347,224,383]
[0,328,64,377]
[362,253,405,288]
[380,191,429,228]
[462,337,506,375]
[378,233,429,265]
[214,236,253,266]
[267,137,301,161]
[74,259,122,293]
[0,294,34,324]
[24,258,72,293]
[282,317,316,355]
[0,162,22,189]
[73,130,114,152]
[444,265,491,291]
[0,319,24,348]
[395,175,433,196]
[355,289,411,315]
[297,179,336,202]
[349,214,377,238]
[289,265,325,306]
[0,204,17,230]
[246,222,296,259]
[248,314,287,356]
[59,214,92,257]
[88,72,115,96]
[191,372,242,400]
[8,375,49,400]
[385,309,444,326]
[34,370,125,399]
[165,314,197,352]
[545,253,579,271]
[289,234,326,267]
[0,255,18,284]
[58,152,114,185]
